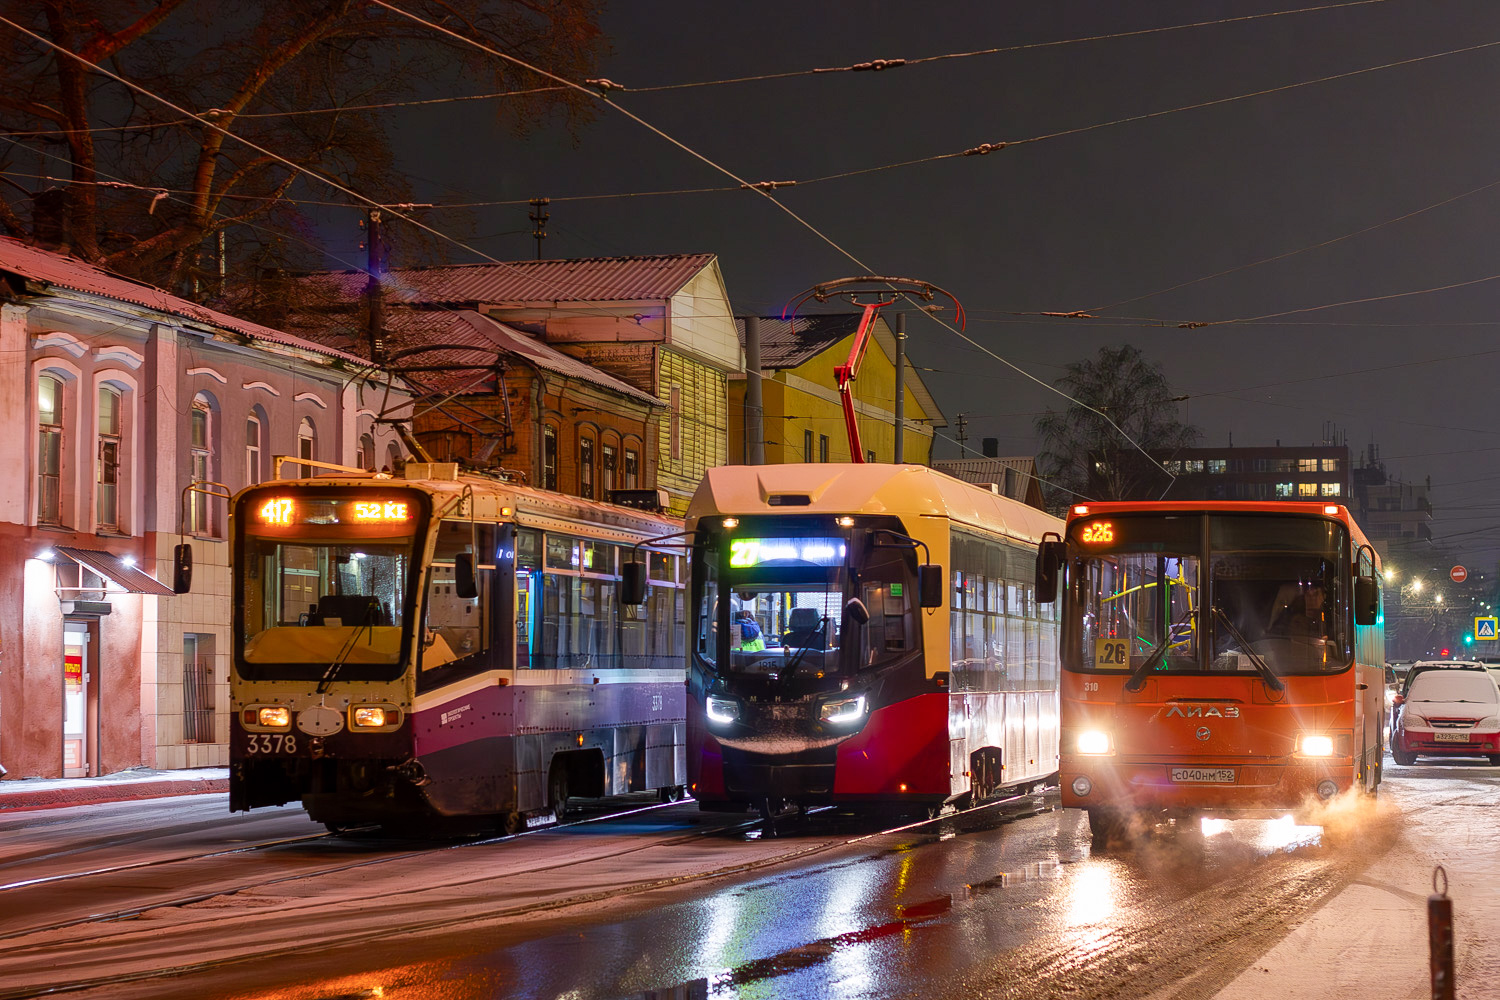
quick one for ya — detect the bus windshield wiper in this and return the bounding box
[1212,606,1285,693]
[1123,606,1196,693]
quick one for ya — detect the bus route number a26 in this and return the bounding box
[1094,638,1128,669]
[246,733,297,755]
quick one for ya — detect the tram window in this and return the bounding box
[581,539,615,575]
[423,521,494,671]
[516,528,541,570]
[546,534,578,570]
[649,551,673,583]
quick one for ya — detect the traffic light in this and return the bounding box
[1466,635,1475,646]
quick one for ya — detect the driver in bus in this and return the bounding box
[1269,583,1325,638]
[735,610,766,652]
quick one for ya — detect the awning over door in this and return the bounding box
[53,546,175,596]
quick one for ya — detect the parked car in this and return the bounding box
[1390,661,1500,766]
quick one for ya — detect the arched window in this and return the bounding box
[358,432,376,471]
[542,425,558,491]
[297,418,316,478]
[579,435,595,499]
[37,374,63,524]
[97,385,121,529]
[245,414,262,486]
[384,441,402,474]
[189,395,214,533]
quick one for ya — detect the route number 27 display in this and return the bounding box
[245,733,297,754]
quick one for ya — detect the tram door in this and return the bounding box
[62,620,92,777]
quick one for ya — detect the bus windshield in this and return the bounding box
[1066,513,1351,677]
[236,492,424,681]
[694,530,920,687]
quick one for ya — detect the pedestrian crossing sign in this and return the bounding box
[1476,617,1498,640]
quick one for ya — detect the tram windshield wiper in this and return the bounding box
[1212,605,1285,693]
[781,617,829,680]
[1122,606,1196,693]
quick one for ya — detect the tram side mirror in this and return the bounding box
[454,552,478,600]
[918,564,944,608]
[1354,576,1378,626]
[172,543,193,594]
[620,561,648,605]
[1035,536,1064,604]
[843,597,870,626]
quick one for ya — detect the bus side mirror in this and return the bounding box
[173,543,193,594]
[918,565,944,608]
[454,552,478,599]
[1036,535,1063,603]
[620,561,647,605]
[1354,576,1378,626]
[844,597,870,626]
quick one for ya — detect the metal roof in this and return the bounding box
[0,237,364,364]
[300,253,718,306]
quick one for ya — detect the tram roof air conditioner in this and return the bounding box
[404,462,460,482]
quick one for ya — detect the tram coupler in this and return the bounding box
[391,757,430,787]
[1429,865,1454,1000]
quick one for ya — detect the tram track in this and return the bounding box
[0,790,1054,1000]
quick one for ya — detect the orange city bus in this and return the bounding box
[1038,501,1384,846]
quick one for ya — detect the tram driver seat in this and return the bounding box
[783,607,824,649]
[310,594,385,627]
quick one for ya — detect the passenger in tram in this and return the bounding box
[735,610,766,652]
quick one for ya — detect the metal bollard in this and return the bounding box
[1430,865,1454,1000]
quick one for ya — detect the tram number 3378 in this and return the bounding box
[245,733,298,754]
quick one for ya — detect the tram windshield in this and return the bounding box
[235,491,423,681]
[1065,513,1351,677]
[694,531,920,684]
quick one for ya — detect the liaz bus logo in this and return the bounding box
[1165,705,1240,719]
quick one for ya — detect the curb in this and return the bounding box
[0,778,229,813]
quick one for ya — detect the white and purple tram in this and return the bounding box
[213,463,687,834]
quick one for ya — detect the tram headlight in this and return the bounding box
[1297,734,1335,757]
[351,705,401,728]
[705,695,740,725]
[819,695,867,724]
[1076,730,1113,755]
[256,707,291,728]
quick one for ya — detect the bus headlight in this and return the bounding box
[255,707,291,728]
[706,695,740,724]
[1298,734,1335,757]
[1076,730,1113,755]
[351,705,401,728]
[820,695,867,724]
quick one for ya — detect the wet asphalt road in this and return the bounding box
[0,771,1432,1000]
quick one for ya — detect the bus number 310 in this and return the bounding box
[246,733,297,755]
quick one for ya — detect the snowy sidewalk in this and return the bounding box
[1215,771,1500,1000]
[0,766,227,811]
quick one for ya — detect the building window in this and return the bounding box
[245,415,262,486]
[602,444,617,493]
[1207,459,1227,473]
[295,417,316,480]
[867,449,876,463]
[804,429,814,463]
[818,435,829,463]
[358,433,375,472]
[190,398,213,533]
[1321,458,1339,472]
[543,425,558,491]
[579,436,595,499]
[1275,482,1293,498]
[97,386,121,530]
[1298,458,1318,472]
[37,374,63,524]
[1298,482,1318,497]
[624,448,639,488]
[1253,458,1272,472]
[1321,482,1341,496]
[669,386,682,461]
[182,633,215,744]
[1185,459,1204,473]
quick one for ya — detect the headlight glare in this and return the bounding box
[820,695,867,724]
[352,706,388,728]
[1076,729,1112,755]
[257,707,291,728]
[706,695,739,724]
[1299,734,1335,757]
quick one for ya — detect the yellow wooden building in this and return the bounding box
[729,313,945,465]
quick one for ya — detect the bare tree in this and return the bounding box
[1035,344,1199,508]
[0,0,606,293]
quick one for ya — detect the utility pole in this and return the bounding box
[954,412,969,457]
[893,312,906,464]
[364,210,386,362]
[529,197,550,260]
[744,316,765,465]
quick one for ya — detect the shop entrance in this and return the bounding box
[62,619,98,777]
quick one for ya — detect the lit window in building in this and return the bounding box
[1321,482,1341,496]
[1321,458,1339,472]
[1275,482,1293,498]
[1298,482,1318,497]
[1298,458,1318,472]
[1207,459,1227,473]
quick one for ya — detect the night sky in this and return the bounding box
[363,1,1500,567]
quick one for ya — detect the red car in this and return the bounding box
[1391,662,1500,766]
